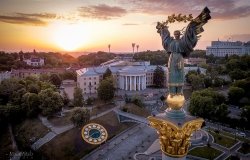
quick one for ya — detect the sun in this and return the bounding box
[53,24,89,51]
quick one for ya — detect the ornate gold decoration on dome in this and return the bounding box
[148,116,204,157]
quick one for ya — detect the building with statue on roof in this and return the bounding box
[76,59,168,94]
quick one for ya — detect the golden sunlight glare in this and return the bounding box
[53,24,88,51]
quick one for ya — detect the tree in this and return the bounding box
[27,84,40,94]
[214,104,229,122]
[22,93,40,117]
[153,66,165,88]
[0,78,25,105]
[185,70,198,83]
[38,88,63,116]
[229,69,247,81]
[0,103,24,123]
[70,107,90,127]
[204,77,212,88]
[213,77,223,87]
[228,87,245,105]
[189,88,226,120]
[189,74,204,90]
[49,74,62,87]
[62,90,70,106]
[132,96,144,107]
[73,87,83,107]
[103,68,112,80]
[241,106,250,124]
[97,77,115,102]
[60,71,77,81]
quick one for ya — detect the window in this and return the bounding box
[94,77,96,80]
[84,82,86,85]
[89,77,91,80]
[94,82,96,85]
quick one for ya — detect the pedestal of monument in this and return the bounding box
[148,94,204,160]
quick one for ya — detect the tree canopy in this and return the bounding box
[73,87,83,107]
[103,68,112,80]
[97,77,115,101]
[153,66,165,88]
[38,88,63,116]
[189,88,228,121]
[70,107,90,127]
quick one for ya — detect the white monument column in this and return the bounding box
[130,76,132,91]
[126,76,128,90]
[134,76,136,91]
[138,76,140,91]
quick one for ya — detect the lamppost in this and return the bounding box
[132,43,135,53]
[108,44,111,53]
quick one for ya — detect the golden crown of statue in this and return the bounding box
[156,14,193,33]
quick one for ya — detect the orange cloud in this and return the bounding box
[78,4,127,20]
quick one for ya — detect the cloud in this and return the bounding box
[225,34,250,42]
[78,4,127,20]
[0,12,57,26]
[121,0,250,20]
[16,13,57,19]
[0,15,47,26]
[122,23,139,25]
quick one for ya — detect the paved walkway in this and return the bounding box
[114,108,148,124]
[31,106,119,150]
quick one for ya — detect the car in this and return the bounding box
[236,132,246,137]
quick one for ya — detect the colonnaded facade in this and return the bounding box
[76,60,168,94]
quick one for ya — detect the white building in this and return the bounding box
[0,71,11,82]
[184,58,206,65]
[76,60,167,94]
[23,57,45,66]
[206,40,250,57]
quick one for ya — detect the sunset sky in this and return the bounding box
[0,0,250,53]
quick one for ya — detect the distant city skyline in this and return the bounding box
[0,0,250,54]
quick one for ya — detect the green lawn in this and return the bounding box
[122,103,151,118]
[208,128,250,143]
[13,118,50,149]
[39,111,135,160]
[209,131,238,148]
[188,146,222,159]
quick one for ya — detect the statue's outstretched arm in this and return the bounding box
[181,7,211,57]
[160,27,173,51]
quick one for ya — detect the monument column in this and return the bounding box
[138,76,141,91]
[148,7,210,160]
[130,76,132,91]
[134,76,136,91]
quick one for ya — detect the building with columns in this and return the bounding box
[76,60,167,94]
